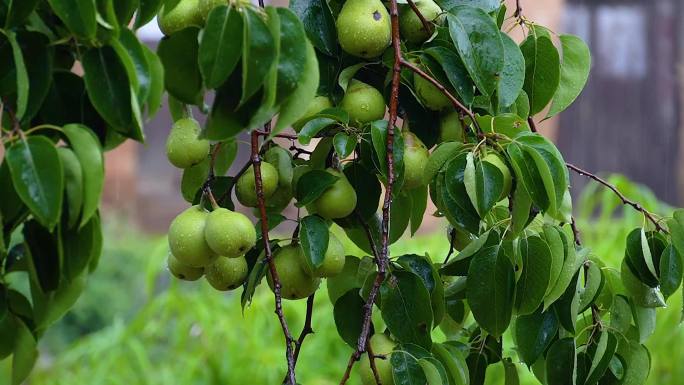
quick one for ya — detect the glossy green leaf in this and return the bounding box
[134,0,162,28]
[631,304,656,344]
[11,318,37,385]
[371,120,405,183]
[333,289,365,348]
[0,161,27,232]
[299,215,329,269]
[467,243,514,337]
[214,140,238,176]
[520,34,561,115]
[498,33,525,109]
[157,27,203,105]
[6,136,63,229]
[199,5,242,89]
[585,330,618,385]
[616,341,650,385]
[440,155,480,234]
[621,259,665,308]
[464,153,504,217]
[24,219,62,292]
[327,256,363,305]
[46,0,96,38]
[57,147,84,229]
[2,30,27,120]
[143,42,164,117]
[446,7,503,96]
[424,46,474,106]
[423,141,465,186]
[181,157,209,202]
[409,186,428,236]
[554,270,581,333]
[390,192,412,243]
[5,0,39,28]
[337,63,366,92]
[62,124,104,227]
[392,350,427,385]
[659,244,682,298]
[547,34,591,118]
[295,170,339,207]
[333,132,356,158]
[578,260,604,312]
[298,117,337,145]
[17,31,53,123]
[240,7,276,105]
[274,8,308,103]
[439,0,500,12]
[62,215,99,282]
[419,357,449,385]
[515,306,559,366]
[432,343,469,385]
[515,236,553,315]
[82,46,139,139]
[289,0,337,57]
[273,40,318,134]
[510,184,533,235]
[114,28,152,104]
[544,233,578,309]
[381,271,434,349]
[625,229,659,288]
[545,338,576,385]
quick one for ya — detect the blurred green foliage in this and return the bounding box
[1,175,682,385]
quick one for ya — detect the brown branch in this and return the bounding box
[406,0,432,37]
[366,337,383,385]
[400,59,482,135]
[443,227,457,264]
[566,163,666,232]
[570,216,582,246]
[339,1,401,383]
[251,130,297,384]
[255,129,299,140]
[514,0,523,18]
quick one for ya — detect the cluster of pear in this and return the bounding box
[167,205,256,291]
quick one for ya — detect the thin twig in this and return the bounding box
[527,116,537,132]
[366,337,383,385]
[292,294,315,366]
[400,59,482,135]
[443,227,457,264]
[406,0,432,37]
[251,129,297,384]
[514,0,523,18]
[570,216,582,246]
[566,163,666,232]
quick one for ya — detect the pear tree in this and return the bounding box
[1,1,683,385]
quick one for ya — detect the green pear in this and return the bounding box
[483,153,512,198]
[198,0,252,21]
[312,168,357,219]
[166,118,210,169]
[402,131,429,189]
[446,225,475,251]
[205,256,248,291]
[267,245,321,300]
[235,162,279,207]
[414,74,450,111]
[439,111,464,143]
[204,208,257,258]
[337,0,391,58]
[167,253,204,281]
[399,0,442,44]
[157,0,203,36]
[292,96,334,132]
[168,206,218,267]
[340,80,386,124]
[359,334,396,385]
[313,233,346,278]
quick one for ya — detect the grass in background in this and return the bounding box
[1,176,682,385]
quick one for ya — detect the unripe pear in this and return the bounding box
[235,162,279,207]
[402,131,429,189]
[340,80,386,124]
[336,0,391,58]
[313,233,346,278]
[399,0,442,44]
[167,253,204,281]
[157,0,203,36]
[312,168,357,219]
[482,153,512,199]
[447,225,475,251]
[267,245,321,300]
[168,206,218,267]
[204,208,257,258]
[439,111,464,143]
[359,334,396,385]
[198,0,251,21]
[292,96,334,132]
[166,118,210,169]
[205,256,248,291]
[415,74,450,111]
